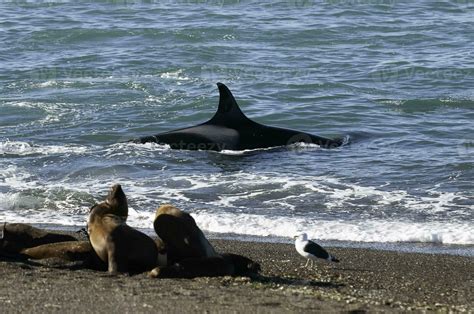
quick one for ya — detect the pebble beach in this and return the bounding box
[1,235,472,313]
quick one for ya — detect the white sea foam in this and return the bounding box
[104,142,171,157]
[218,148,272,155]
[0,141,88,156]
[29,80,79,89]
[0,164,472,246]
[217,143,322,155]
[162,172,471,216]
[192,212,474,245]
[159,69,191,82]
[4,101,89,127]
[0,165,38,190]
[2,200,471,245]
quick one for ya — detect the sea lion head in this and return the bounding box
[89,184,128,219]
[106,184,128,217]
[155,204,182,220]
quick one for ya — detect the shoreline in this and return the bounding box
[1,231,473,312]
[210,234,474,258]
[28,223,474,257]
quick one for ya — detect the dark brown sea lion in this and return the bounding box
[21,240,105,270]
[153,204,218,264]
[222,253,261,276]
[0,222,77,256]
[150,204,260,278]
[22,240,93,261]
[149,256,233,278]
[87,184,158,274]
[149,253,260,279]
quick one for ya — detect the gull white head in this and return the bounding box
[294,233,308,241]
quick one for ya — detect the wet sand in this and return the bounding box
[1,237,472,313]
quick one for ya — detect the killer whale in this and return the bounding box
[134,83,344,151]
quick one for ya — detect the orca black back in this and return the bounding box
[134,83,344,151]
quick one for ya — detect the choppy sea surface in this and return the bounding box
[0,1,473,256]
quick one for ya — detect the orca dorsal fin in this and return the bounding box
[207,83,253,126]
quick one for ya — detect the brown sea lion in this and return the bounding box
[151,204,260,278]
[0,222,77,256]
[22,240,93,261]
[0,223,104,269]
[21,240,106,270]
[87,184,158,274]
[153,204,218,264]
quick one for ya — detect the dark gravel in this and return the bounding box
[1,237,472,313]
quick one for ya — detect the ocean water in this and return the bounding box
[0,0,473,255]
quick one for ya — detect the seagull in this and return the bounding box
[294,233,339,268]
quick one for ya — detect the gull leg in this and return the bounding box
[304,259,310,268]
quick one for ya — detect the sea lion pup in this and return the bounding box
[153,204,218,263]
[87,184,158,274]
[0,222,77,257]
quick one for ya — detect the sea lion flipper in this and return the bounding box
[0,222,5,240]
[105,184,128,218]
[107,246,119,274]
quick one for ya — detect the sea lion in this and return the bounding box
[0,222,77,257]
[150,205,260,278]
[222,253,261,276]
[87,184,158,274]
[149,255,233,278]
[21,240,106,270]
[0,223,104,269]
[149,253,260,279]
[153,204,218,264]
